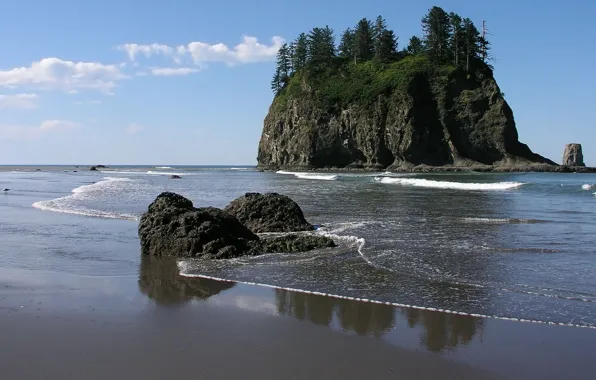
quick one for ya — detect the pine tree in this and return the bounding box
[406,36,424,54]
[373,15,388,57]
[307,26,336,65]
[276,43,291,79]
[377,30,398,61]
[271,67,281,94]
[449,12,464,66]
[292,33,308,71]
[421,6,451,62]
[354,18,374,61]
[462,18,481,72]
[338,28,355,60]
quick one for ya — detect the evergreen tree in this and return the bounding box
[292,33,308,71]
[479,34,491,63]
[271,67,281,94]
[421,6,451,62]
[276,43,291,79]
[338,28,355,60]
[462,18,481,71]
[373,15,388,57]
[307,26,336,65]
[406,36,424,54]
[354,18,374,61]
[377,30,398,61]
[449,12,464,66]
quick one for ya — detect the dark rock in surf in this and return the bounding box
[170,175,182,179]
[224,192,315,233]
[138,192,336,258]
[138,192,259,259]
[90,166,98,171]
[258,234,336,252]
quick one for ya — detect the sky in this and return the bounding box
[0,0,595,166]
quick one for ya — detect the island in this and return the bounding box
[257,6,592,172]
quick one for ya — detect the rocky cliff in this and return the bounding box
[257,56,555,171]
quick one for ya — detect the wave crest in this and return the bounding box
[374,177,525,190]
[277,171,338,181]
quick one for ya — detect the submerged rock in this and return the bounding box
[170,175,182,179]
[257,234,336,253]
[90,166,98,171]
[138,192,334,259]
[138,192,259,259]
[562,144,585,167]
[224,192,315,233]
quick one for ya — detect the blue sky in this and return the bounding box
[0,0,594,166]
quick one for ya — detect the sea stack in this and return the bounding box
[562,144,585,167]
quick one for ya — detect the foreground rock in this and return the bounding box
[562,144,585,167]
[139,192,335,258]
[138,192,259,259]
[224,192,314,233]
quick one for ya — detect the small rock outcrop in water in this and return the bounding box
[169,175,182,179]
[224,192,315,233]
[90,166,98,171]
[138,192,259,259]
[562,144,585,167]
[138,192,335,258]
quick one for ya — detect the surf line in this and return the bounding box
[178,265,596,330]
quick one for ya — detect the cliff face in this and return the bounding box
[257,59,554,170]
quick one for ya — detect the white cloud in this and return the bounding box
[117,36,284,67]
[0,58,128,95]
[150,67,199,76]
[117,43,173,61]
[0,119,79,140]
[73,99,102,105]
[0,93,38,109]
[125,123,144,135]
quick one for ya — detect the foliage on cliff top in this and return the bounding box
[271,5,493,109]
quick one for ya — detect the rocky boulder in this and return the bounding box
[224,192,315,233]
[138,192,335,259]
[562,144,585,166]
[138,192,259,259]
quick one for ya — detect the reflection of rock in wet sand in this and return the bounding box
[275,289,395,337]
[402,308,484,352]
[138,257,235,306]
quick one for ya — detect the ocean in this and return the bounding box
[1,165,596,328]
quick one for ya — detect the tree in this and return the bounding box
[276,43,291,79]
[338,28,355,60]
[449,12,464,66]
[377,30,398,61]
[307,26,336,65]
[271,67,281,94]
[462,18,481,71]
[421,6,451,62]
[354,18,374,61]
[406,36,424,54]
[373,15,388,57]
[292,33,308,71]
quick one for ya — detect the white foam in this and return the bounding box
[315,229,370,265]
[582,184,594,190]
[155,166,172,169]
[277,170,338,181]
[374,177,525,190]
[145,171,189,176]
[462,217,547,224]
[176,267,596,330]
[32,177,139,221]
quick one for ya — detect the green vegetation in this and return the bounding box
[271,6,492,105]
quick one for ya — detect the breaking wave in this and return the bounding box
[374,177,526,190]
[277,170,338,181]
[32,177,139,220]
[582,184,594,190]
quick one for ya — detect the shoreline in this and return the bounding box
[3,261,596,379]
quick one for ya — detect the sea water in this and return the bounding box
[1,165,595,327]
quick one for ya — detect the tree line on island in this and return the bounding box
[271,6,491,94]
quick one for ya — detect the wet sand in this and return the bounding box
[2,259,596,380]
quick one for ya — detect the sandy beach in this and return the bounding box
[2,259,596,380]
